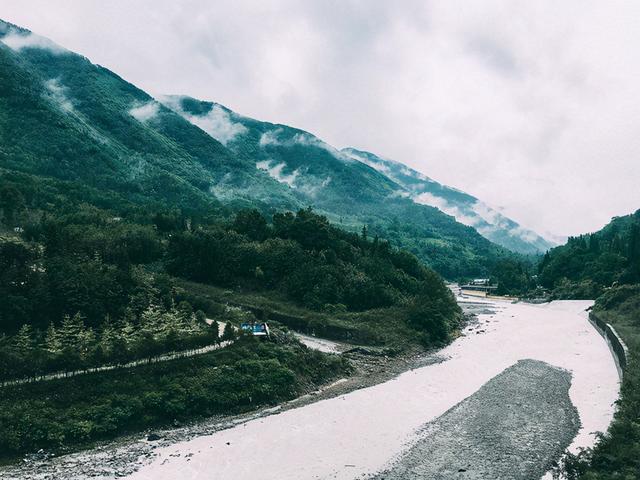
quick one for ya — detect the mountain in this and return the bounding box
[158,97,554,256]
[341,148,555,255]
[160,95,528,277]
[1,19,519,278]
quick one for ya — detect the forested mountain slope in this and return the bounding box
[0,20,298,214]
[342,148,555,254]
[538,209,640,298]
[161,95,524,277]
[0,19,532,277]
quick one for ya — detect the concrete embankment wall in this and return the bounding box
[589,311,629,378]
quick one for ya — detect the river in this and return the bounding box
[121,299,620,480]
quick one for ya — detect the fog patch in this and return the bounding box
[297,176,332,198]
[471,201,511,229]
[260,129,350,161]
[389,190,412,199]
[256,160,299,187]
[44,78,74,113]
[343,149,392,174]
[509,225,542,243]
[129,101,159,122]
[413,192,478,227]
[160,96,247,145]
[1,31,67,54]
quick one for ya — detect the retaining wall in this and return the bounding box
[589,311,629,378]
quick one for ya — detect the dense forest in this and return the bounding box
[538,210,640,298]
[0,178,461,366]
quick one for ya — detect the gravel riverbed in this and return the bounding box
[369,359,580,480]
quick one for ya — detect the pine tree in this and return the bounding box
[140,304,165,340]
[77,327,96,359]
[44,322,62,354]
[58,313,85,351]
[121,320,139,345]
[13,324,36,353]
[99,318,117,356]
[209,319,220,342]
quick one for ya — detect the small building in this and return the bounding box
[241,322,270,338]
[460,280,497,297]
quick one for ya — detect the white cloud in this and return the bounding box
[43,78,74,112]
[159,96,247,145]
[471,201,510,229]
[129,101,159,122]
[343,149,392,175]
[413,192,478,227]
[256,160,299,187]
[258,128,282,147]
[1,30,66,54]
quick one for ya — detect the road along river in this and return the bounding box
[122,299,620,480]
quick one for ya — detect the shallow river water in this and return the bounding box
[124,299,620,480]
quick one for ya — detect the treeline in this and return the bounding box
[560,285,640,479]
[167,208,449,312]
[0,304,225,382]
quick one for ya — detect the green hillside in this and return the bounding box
[163,95,522,277]
[538,210,640,298]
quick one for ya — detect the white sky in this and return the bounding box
[2,0,639,238]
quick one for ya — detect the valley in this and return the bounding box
[0,15,638,480]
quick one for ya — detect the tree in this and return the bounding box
[222,322,236,341]
[232,209,269,241]
[58,313,85,351]
[209,319,220,343]
[44,322,62,355]
[12,324,36,354]
[0,185,25,226]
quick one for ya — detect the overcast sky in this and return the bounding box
[2,0,640,238]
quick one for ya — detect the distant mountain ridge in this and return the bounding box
[1,18,530,277]
[342,148,556,254]
[160,94,555,255]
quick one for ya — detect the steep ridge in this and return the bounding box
[0,20,297,213]
[343,148,555,254]
[161,95,521,277]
